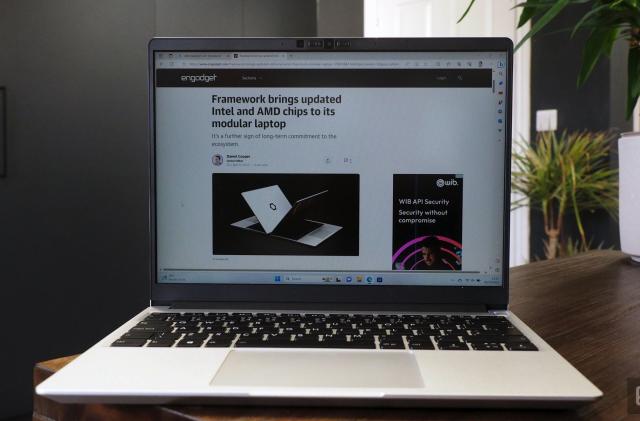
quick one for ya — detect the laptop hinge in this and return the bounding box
[163,301,489,313]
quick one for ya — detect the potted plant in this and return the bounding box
[461,1,639,260]
[511,131,618,259]
[459,0,640,118]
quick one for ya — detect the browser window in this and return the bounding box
[154,51,506,287]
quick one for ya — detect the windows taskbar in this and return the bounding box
[157,270,502,287]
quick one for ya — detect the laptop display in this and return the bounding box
[154,48,507,287]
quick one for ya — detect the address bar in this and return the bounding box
[177,61,406,68]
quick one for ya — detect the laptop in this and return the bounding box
[231,185,341,246]
[36,37,602,407]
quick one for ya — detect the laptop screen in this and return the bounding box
[154,49,507,287]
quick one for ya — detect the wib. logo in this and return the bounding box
[436,178,459,188]
[180,74,218,83]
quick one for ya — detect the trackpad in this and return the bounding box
[210,350,424,388]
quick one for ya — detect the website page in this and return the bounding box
[155,51,506,286]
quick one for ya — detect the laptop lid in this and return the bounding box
[241,185,292,234]
[149,38,512,311]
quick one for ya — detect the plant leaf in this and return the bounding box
[627,47,640,119]
[577,27,619,86]
[514,0,571,51]
[517,1,538,28]
[457,0,477,23]
[571,3,613,37]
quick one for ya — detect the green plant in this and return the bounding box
[511,131,618,259]
[563,236,610,257]
[459,0,640,119]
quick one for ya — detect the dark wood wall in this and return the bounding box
[0,1,318,418]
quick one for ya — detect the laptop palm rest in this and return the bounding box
[210,350,424,388]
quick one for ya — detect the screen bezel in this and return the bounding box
[148,37,512,310]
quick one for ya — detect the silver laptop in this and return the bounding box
[231,185,341,246]
[36,37,601,407]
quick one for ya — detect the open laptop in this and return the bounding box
[231,185,341,246]
[36,37,602,407]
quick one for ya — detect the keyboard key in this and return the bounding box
[205,339,234,347]
[471,342,503,351]
[379,341,405,350]
[504,335,531,343]
[433,335,461,343]
[378,335,403,343]
[121,331,154,340]
[413,328,441,336]
[174,325,200,333]
[349,334,374,342]
[174,320,199,327]
[407,340,435,350]
[234,334,267,347]
[227,325,251,333]
[291,339,324,348]
[176,338,205,347]
[263,333,289,341]
[506,342,538,351]
[464,329,486,336]
[130,326,164,333]
[146,312,175,320]
[322,340,376,349]
[437,341,469,350]
[136,320,172,328]
[265,338,297,346]
[206,334,236,343]
[183,332,209,341]
[474,316,509,324]
[235,339,268,347]
[366,327,389,336]
[320,334,345,342]
[204,313,228,321]
[333,328,360,335]
[282,327,307,335]
[387,327,415,336]
[202,325,227,333]
[111,339,146,347]
[154,332,181,341]
[484,326,522,336]
[464,335,510,344]
[147,339,176,347]
[349,340,376,349]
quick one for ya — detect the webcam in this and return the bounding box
[295,39,351,49]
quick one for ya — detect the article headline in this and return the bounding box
[211,94,342,130]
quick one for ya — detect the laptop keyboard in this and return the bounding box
[111,312,538,351]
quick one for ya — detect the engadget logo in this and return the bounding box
[180,74,218,83]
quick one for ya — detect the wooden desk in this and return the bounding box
[33,250,640,420]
